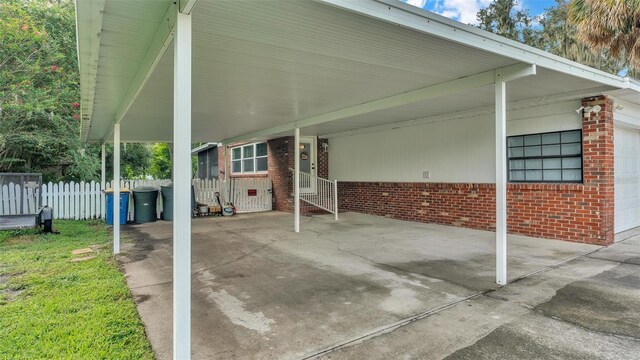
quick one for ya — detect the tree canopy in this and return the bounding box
[476,0,638,76]
[477,0,541,46]
[0,0,97,181]
[568,0,640,76]
[0,0,159,181]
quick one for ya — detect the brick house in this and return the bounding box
[218,95,638,247]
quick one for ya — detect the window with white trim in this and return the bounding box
[231,142,268,174]
[507,130,583,183]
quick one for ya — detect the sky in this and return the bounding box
[400,0,555,25]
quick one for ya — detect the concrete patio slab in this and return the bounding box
[118,212,633,360]
[327,252,639,360]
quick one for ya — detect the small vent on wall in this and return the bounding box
[423,171,430,179]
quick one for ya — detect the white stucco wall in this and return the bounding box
[328,100,582,183]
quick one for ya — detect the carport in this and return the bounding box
[75,0,637,358]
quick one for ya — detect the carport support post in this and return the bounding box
[113,123,121,255]
[294,127,300,233]
[101,143,106,210]
[495,72,507,285]
[173,9,192,360]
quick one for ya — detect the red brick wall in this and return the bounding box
[317,138,329,179]
[338,96,615,245]
[268,137,294,212]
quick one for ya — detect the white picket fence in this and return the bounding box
[41,180,104,220]
[0,178,273,221]
[0,183,41,216]
[229,178,272,213]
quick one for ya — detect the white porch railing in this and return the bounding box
[297,171,338,220]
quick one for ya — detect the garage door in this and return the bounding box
[615,126,640,233]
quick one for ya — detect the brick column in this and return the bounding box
[217,145,226,182]
[581,95,615,245]
[268,137,294,212]
[317,139,329,179]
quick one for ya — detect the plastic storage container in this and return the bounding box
[132,187,159,224]
[105,189,130,225]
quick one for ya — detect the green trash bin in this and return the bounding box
[161,186,173,221]
[132,186,159,224]
[160,185,197,221]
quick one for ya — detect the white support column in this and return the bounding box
[294,128,300,233]
[334,180,339,221]
[101,144,106,189]
[173,9,192,360]
[495,72,507,285]
[113,123,121,255]
[101,143,106,214]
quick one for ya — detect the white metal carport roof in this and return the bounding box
[76,0,637,145]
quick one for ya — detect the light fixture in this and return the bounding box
[616,103,624,110]
[575,105,601,115]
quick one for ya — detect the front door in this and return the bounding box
[299,137,316,193]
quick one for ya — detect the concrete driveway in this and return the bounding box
[119,212,640,359]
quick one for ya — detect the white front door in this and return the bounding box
[615,126,640,233]
[299,136,316,193]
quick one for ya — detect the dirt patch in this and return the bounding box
[0,273,26,304]
[3,234,37,246]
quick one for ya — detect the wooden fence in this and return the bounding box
[0,178,272,220]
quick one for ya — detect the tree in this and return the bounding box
[0,0,96,182]
[568,0,640,76]
[539,0,623,74]
[476,0,628,76]
[477,0,541,46]
[148,143,172,180]
[103,143,152,181]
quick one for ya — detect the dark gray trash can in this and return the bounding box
[132,186,159,224]
[161,186,174,221]
[160,185,196,221]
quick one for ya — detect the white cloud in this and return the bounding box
[433,0,492,24]
[403,0,428,8]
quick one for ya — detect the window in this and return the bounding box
[507,130,582,183]
[231,142,268,174]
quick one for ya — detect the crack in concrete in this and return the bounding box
[192,240,277,275]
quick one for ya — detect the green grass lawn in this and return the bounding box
[0,221,154,359]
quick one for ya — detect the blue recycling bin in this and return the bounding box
[105,191,130,225]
